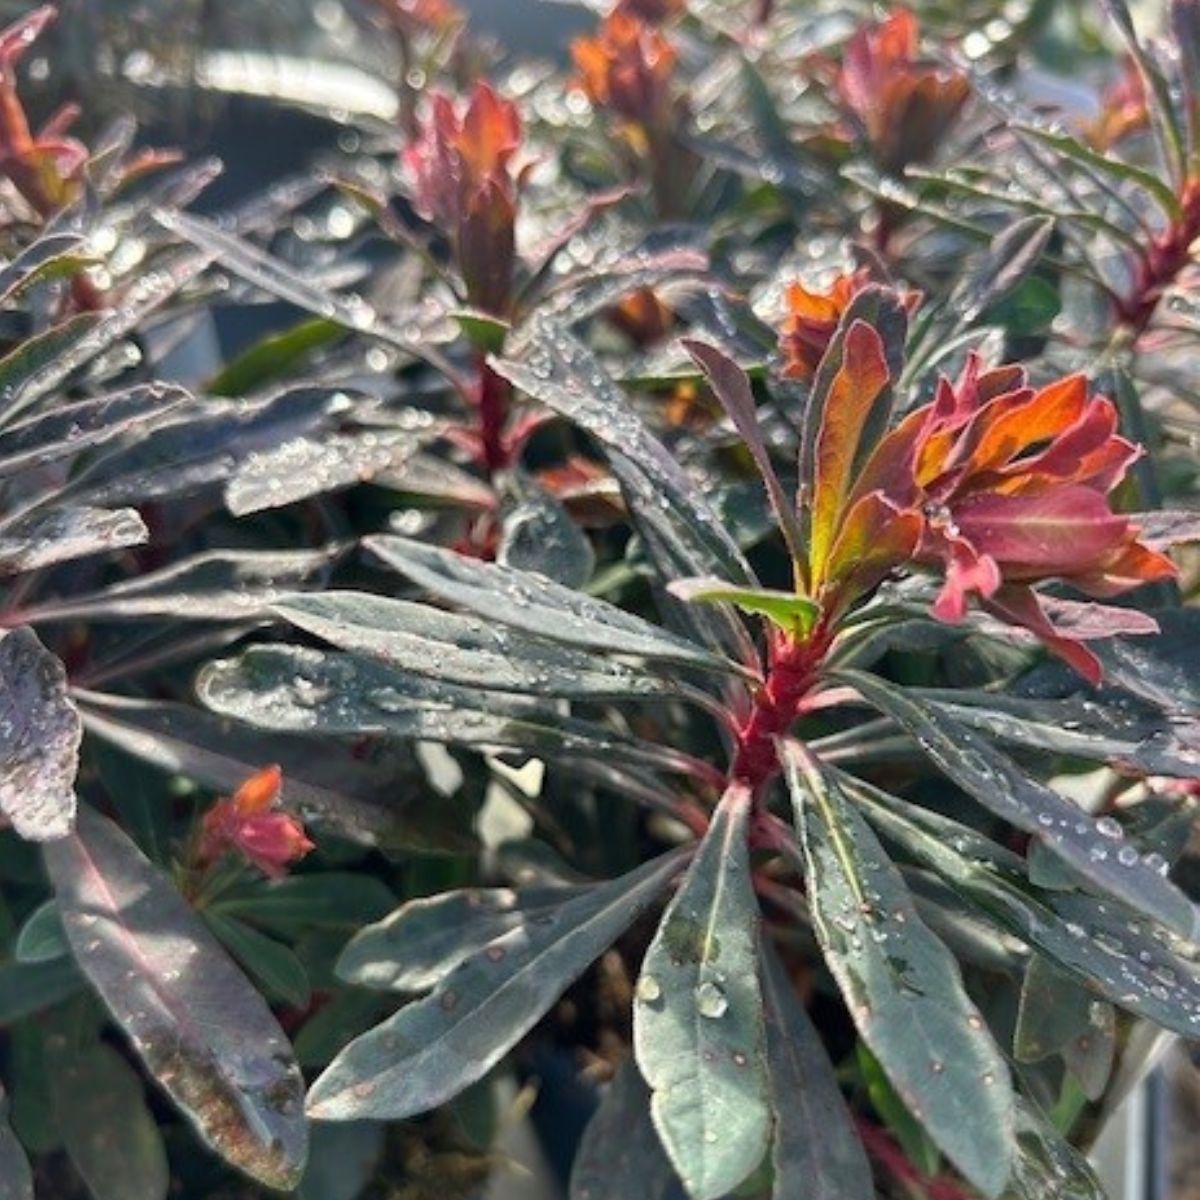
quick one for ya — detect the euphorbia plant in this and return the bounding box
[198,284,1200,1199]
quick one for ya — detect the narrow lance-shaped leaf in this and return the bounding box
[949,215,1055,324]
[43,808,308,1189]
[569,1059,683,1200]
[307,849,686,1120]
[0,627,79,840]
[633,783,771,1200]
[197,645,710,781]
[683,340,804,563]
[836,669,1200,940]
[365,535,733,674]
[799,286,908,517]
[337,884,586,993]
[844,773,1200,1040]
[273,591,679,702]
[0,506,148,577]
[760,941,874,1200]
[48,1042,170,1200]
[783,741,1015,1198]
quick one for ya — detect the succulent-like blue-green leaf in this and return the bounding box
[634,784,770,1200]
[338,884,584,993]
[838,670,1199,940]
[307,850,685,1121]
[760,943,874,1200]
[783,742,1015,1198]
[569,1059,682,1200]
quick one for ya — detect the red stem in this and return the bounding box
[1116,177,1200,335]
[855,1118,975,1200]
[476,356,511,478]
[731,623,834,795]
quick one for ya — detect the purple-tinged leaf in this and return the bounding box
[783,742,1015,1198]
[43,807,308,1189]
[0,506,147,577]
[307,851,685,1121]
[683,339,804,562]
[837,669,1200,940]
[0,627,78,841]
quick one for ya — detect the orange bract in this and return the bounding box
[571,11,678,127]
[201,766,315,880]
[837,7,968,174]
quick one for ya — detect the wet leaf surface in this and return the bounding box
[0,506,147,576]
[0,627,79,840]
[839,670,1199,940]
[307,850,684,1121]
[43,808,308,1188]
[784,743,1015,1198]
[337,884,587,993]
[634,784,770,1200]
[760,942,874,1200]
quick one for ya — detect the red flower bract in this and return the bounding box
[571,11,678,128]
[200,765,315,880]
[837,7,968,175]
[404,81,523,314]
[846,353,1177,681]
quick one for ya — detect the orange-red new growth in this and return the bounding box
[372,0,461,36]
[404,81,523,314]
[780,271,919,381]
[614,0,685,22]
[843,353,1177,681]
[1086,58,1149,151]
[201,765,315,880]
[0,7,87,218]
[837,7,968,175]
[572,11,678,128]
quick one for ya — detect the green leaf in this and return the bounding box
[948,215,1055,324]
[633,784,770,1200]
[204,911,312,1009]
[0,230,88,305]
[337,884,583,993]
[1006,1099,1106,1200]
[836,669,1199,940]
[49,1042,169,1200]
[668,578,820,638]
[14,900,69,964]
[198,644,708,780]
[306,850,684,1121]
[450,308,510,355]
[0,627,79,841]
[365,535,732,673]
[0,314,101,425]
[846,774,1200,1039]
[43,808,308,1189]
[569,1059,680,1200]
[783,742,1015,1198]
[760,943,873,1200]
[212,873,396,936]
[498,472,595,590]
[1090,609,1200,716]
[273,590,678,702]
[295,990,391,1070]
[0,958,82,1023]
[296,1121,385,1200]
[208,317,344,396]
[0,1084,33,1200]
[0,384,190,480]
[1015,956,1114,1101]
[0,505,148,577]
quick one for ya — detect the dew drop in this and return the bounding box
[695,981,729,1019]
[636,974,662,1004]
